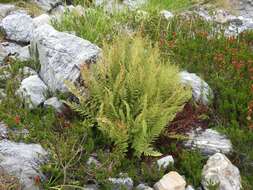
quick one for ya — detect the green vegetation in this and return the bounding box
[52,6,253,189]
[1,0,253,189]
[67,35,191,157]
[53,7,120,45]
[144,0,198,12]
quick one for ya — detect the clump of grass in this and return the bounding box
[144,0,199,12]
[53,8,121,45]
[177,150,205,187]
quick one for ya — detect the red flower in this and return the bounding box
[14,115,21,125]
[34,175,41,185]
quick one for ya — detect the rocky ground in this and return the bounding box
[0,0,253,190]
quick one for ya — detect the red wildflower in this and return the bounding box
[34,175,41,186]
[14,115,21,125]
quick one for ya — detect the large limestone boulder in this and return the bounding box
[31,24,101,92]
[0,4,16,20]
[179,71,213,105]
[0,139,48,190]
[154,171,186,190]
[184,128,232,156]
[17,75,48,108]
[202,153,241,190]
[32,0,62,12]
[0,12,35,43]
[33,14,51,28]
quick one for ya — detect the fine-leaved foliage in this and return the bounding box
[68,35,191,158]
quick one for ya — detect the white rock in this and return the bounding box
[154,171,186,190]
[202,153,241,190]
[0,42,30,61]
[32,0,62,12]
[160,10,174,20]
[86,156,101,167]
[123,0,147,10]
[157,155,174,170]
[0,139,48,190]
[17,75,48,108]
[0,41,23,55]
[186,185,195,190]
[44,97,67,114]
[0,122,8,139]
[184,128,232,156]
[16,45,31,61]
[33,14,51,28]
[108,177,134,190]
[0,45,7,65]
[136,184,154,190]
[0,13,35,43]
[0,3,16,20]
[31,24,101,92]
[84,184,99,190]
[179,71,213,105]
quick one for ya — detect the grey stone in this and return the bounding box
[0,122,8,140]
[84,184,99,190]
[0,42,23,56]
[16,45,31,61]
[0,13,35,43]
[86,156,101,167]
[0,139,48,190]
[179,71,213,105]
[17,75,48,109]
[184,128,232,156]
[33,14,51,28]
[32,0,62,12]
[31,24,100,93]
[44,97,67,114]
[202,153,241,190]
[157,155,174,170]
[0,4,16,20]
[186,185,195,190]
[160,10,174,20]
[108,177,134,190]
[136,184,154,190]
[0,42,30,61]
[0,45,7,65]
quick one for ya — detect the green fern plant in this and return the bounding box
[67,35,191,157]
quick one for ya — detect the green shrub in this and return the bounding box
[177,150,205,187]
[68,35,191,157]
